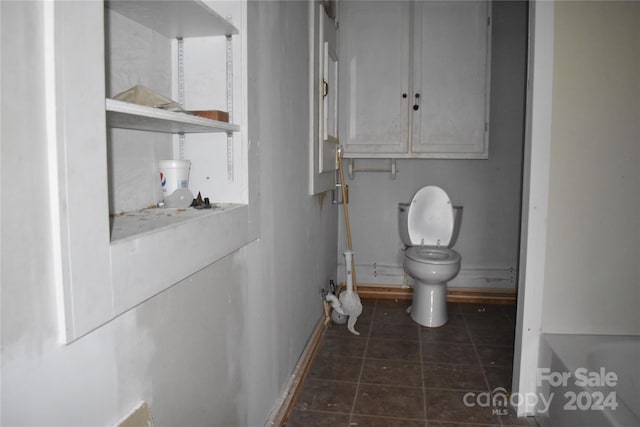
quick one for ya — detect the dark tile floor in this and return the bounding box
[284,299,539,427]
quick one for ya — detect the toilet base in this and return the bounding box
[410,282,448,327]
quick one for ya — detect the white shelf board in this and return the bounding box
[106,0,239,38]
[106,99,239,134]
[110,203,245,243]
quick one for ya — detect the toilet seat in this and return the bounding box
[405,246,460,265]
[407,186,454,246]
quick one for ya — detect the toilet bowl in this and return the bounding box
[399,186,462,327]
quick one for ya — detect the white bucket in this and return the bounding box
[159,160,191,195]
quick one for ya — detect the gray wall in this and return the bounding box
[541,1,640,335]
[338,1,528,289]
[1,2,337,426]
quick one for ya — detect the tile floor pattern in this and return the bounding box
[284,299,539,427]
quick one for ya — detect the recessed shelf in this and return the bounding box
[110,203,245,243]
[50,0,248,343]
[106,99,239,134]
[109,203,252,317]
[105,0,239,38]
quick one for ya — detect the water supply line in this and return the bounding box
[325,293,346,315]
[337,147,358,292]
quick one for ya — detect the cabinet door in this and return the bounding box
[411,1,491,158]
[310,3,339,194]
[339,1,411,156]
[320,11,339,173]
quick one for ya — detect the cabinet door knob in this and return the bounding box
[402,93,408,98]
[413,104,419,111]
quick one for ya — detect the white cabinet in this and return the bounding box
[411,1,491,157]
[339,1,491,159]
[339,0,411,155]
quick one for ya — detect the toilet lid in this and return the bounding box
[407,186,454,246]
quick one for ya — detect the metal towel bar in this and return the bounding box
[348,159,397,180]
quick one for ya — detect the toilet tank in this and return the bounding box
[398,203,463,247]
[398,203,412,246]
[449,206,463,248]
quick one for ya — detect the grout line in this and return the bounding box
[419,322,428,422]
[294,408,352,416]
[350,413,430,423]
[464,307,504,426]
[464,313,491,390]
[346,298,376,426]
[355,382,425,390]
[421,384,491,393]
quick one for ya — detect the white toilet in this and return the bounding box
[398,186,463,327]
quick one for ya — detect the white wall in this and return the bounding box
[1,2,337,426]
[246,0,339,419]
[337,1,528,289]
[541,1,640,335]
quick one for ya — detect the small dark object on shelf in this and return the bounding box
[191,191,203,206]
[191,192,213,209]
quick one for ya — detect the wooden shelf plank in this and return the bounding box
[106,99,239,134]
[106,0,239,38]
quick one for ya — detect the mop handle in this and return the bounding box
[338,147,358,292]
